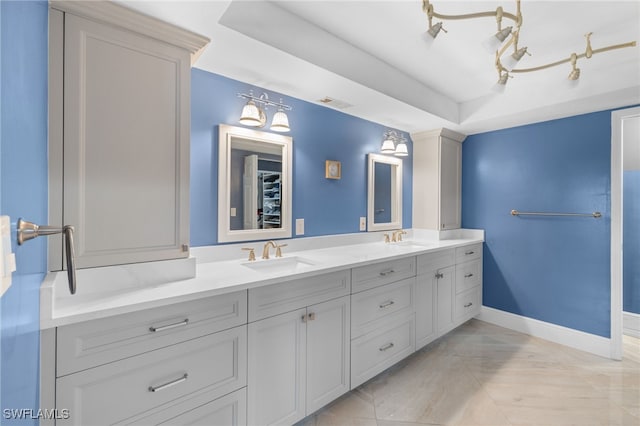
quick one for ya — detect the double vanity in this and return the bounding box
[39,231,483,426]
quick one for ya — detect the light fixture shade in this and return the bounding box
[568,68,580,81]
[502,47,528,71]
[492,72,509,93]
[239,100,262,126]
[270,109,290,132]
[394,141,409,157]
[381,138,396,153]
[427,22,444,39]
[481,26,513,53]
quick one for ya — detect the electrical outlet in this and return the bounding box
[359,217,366,231]
[296,218,305,235]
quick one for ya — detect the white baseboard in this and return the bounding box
[623,311,640,338]
[477,306,612,359]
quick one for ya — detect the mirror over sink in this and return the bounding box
[218,124,292,243]
[367,153,403,232]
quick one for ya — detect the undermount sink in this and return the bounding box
[242,256,316,274]
[388,241,434,250]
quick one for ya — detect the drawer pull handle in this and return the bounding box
[148,373,188,392]
[464,302,473,308]
[379,342,394,352]
[379,300,395,309]
[149,319,189,333]
[465,251,475,255]
[464,273,474,278]
[379,269,395,276]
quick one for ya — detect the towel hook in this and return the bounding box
[17,219,77,295]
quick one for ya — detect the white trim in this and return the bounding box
[611,106,640,360]
[477,306,612,359]
[623,311,640,338]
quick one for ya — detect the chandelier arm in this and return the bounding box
[510,41,637,74]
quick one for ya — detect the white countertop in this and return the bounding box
[40,229,484,329]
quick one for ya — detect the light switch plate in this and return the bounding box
[359,217,366,231]
[296,218,304,235]
[230,207,236,217]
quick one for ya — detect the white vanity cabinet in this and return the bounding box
[454,244,483,322]
[411,128,466,231]
[247,271,351,425]
[416,249,456,348]
[48,291,248,426]
[416,243,483,349]
[48,2,208,269]
[350,260,417,388]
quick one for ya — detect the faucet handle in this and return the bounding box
[384,234,390,243]
[275,243,288,258]
[242,247,256,261]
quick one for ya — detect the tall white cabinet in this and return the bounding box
[48,1,209,269]
[411,128,466,230]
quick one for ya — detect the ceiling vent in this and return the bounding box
[317,97,353,110]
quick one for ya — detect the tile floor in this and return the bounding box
[296,319,640,426]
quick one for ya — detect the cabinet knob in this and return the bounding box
[435,272,444,279]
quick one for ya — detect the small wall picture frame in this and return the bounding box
[325,160,341,179]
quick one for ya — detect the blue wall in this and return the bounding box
[624,170,640,314]
[0,1,48,424]
[462,110,614,338]
[190,68,413,246]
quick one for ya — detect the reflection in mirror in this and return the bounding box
[367,153,402,232]
[374,162,392,224]
[218,125,292,243]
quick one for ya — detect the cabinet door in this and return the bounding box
[63,14,190,268]
[415,272,437,349]
[439,136,461,230]
[436,266,456,335]
[248,309,306,426]
[306,296,350,414]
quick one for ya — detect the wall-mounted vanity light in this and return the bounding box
[380,130,409,158]
[238,90,293,132]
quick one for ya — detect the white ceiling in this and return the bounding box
[119,0,640,135]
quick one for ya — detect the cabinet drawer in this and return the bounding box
[455,259,482,294]
[57,291,247,376]
[416,249,455,275]
[117,387,247,426]
[352,256,416,293]
[56,325,247,426]
[455,287,481,322]
[455,243,482,263]
[350,315,415,388]
[351,278,415,339]
[249,270,350,322]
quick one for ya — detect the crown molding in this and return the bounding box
[411,127,467,144]
[50,1,210,64]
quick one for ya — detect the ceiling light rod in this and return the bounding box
[237,91,292,111]
[422,0,523,34]
[509,38,637,74]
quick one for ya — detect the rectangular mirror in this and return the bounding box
[218,124,292,242]
[367,153,402,231]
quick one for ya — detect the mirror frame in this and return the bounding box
[218,124,293,243]
[367,153,403,232]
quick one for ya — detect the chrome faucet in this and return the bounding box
[262,240,277,259]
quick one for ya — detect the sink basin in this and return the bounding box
[242,256,316,274]
[388,241,434,250]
